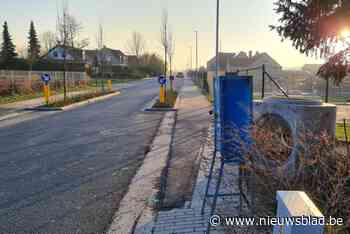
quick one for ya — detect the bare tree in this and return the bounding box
[41,31,56,54]
[56,2,70,101]
[126,31,145,63]
[56,3,89,49]
[168,30,175,76]
[96,23,108,81]
[160,9,170,76]
[127,32,146,59]
[56,2,89,101]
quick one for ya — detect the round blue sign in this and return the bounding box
[41,73,51,83]
[158,76,166,85]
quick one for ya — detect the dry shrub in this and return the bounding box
[246,125,350,234]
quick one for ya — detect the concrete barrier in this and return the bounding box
[274,191,324,234]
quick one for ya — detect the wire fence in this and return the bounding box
[196,65,350,104]
[237,65,289,99]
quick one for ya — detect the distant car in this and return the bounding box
[176,72,184,78]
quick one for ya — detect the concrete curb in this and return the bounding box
[0,111,34,122]
[61,91,121,111]
[107,111,177,234]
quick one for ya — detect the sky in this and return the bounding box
[0,0,324,70]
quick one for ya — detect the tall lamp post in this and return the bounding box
[215,0,220,80]
[189,46,193,74]
[203,1,220,234]
[194,30,198,83]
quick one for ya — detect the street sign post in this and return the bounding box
[41,73,51,84]
[169,75,174,91]
[41,73,51,105]
[158,76,167,85]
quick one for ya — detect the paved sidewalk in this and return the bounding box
[162,79,212,208]
[134,79,234,234]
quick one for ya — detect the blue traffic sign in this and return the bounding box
[158,76,166,85]
[41,73,51,84]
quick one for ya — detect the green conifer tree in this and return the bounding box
[0,21,18,64]
[27,21,41,64]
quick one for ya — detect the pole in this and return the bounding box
[262,64,266,99]
[63,46,67,102]
[215,0,220,81]
[344,119,349,156]
[164,22,168,79]
[195,30,198,82]
[189,46,193,73]
[325,77,329,103]
[206,3,220,233]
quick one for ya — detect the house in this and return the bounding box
[41,45,131,77]
[206,51,283,95]
[126,55,138,66]
[42,45,84,62]
[42,45,128,67]
[207,51,282,73]
[84,47,127,67]
[302,64,322,75]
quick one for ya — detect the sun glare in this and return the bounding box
[340,29,350,38]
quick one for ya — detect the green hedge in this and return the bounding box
[0,59,85,72]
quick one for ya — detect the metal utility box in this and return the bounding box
[214,75,253,163]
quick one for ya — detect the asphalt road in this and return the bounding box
[0,78,183,234]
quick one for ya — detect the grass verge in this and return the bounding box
[45,91,115,108]
[0,79,138,105]
[153,90,178,108]
[0,92,43,105]
[336,123,350,142]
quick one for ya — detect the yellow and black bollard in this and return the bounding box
[107,80,113,92]
[159,84,165,104]
[158,76,167,104]
[43,83,50,105]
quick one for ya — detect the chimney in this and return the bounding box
[249,51,253,59]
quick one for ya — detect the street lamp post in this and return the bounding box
[189,46,193,73]
[203,1,220,234]
[215,0,220,80]
[194,30,198,83]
